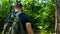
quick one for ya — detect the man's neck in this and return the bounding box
[15,10,21,12]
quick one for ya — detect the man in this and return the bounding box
[4,2,34,34]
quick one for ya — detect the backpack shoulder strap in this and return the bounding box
[15,12,25,34]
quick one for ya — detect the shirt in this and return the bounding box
[5,12,30,34]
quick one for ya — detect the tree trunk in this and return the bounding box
[56,0,60,34]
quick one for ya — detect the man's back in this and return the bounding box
[6,12,30,34]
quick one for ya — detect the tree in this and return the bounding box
[0,0,55,34]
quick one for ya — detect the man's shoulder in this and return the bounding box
[20,13,25,15]
[20,13,28,17]
[20,13,29,19]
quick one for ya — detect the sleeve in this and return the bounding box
[5,16,10,21]
[4,15,10,24]
[24,15,30,23]
[19,13,30,23]
[4,13,12,22]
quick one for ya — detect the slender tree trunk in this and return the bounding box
[56,0,60,34]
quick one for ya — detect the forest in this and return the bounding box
[0,0,56,34]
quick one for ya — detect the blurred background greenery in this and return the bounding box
[0,0,56,34]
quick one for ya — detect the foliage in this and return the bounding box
[0,0,56,34]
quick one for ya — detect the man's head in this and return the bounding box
[14,2,23,12]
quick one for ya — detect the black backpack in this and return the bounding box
[2,12,25,34]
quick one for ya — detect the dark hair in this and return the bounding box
[14,2,23,9]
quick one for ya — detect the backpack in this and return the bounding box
[2,12,25,34]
